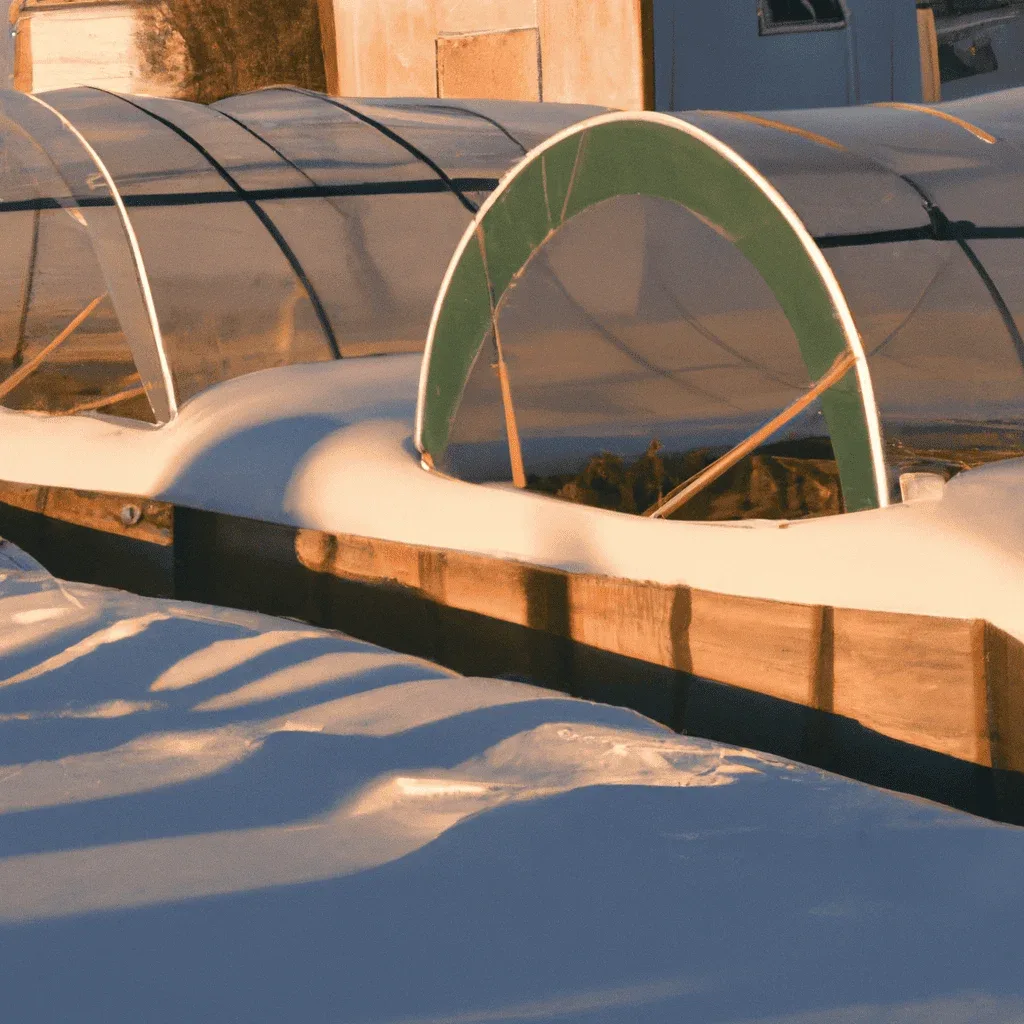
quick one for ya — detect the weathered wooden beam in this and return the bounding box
[294,526,1024,770]
[917,7,942,104]
[985,624,1024,774]
[0,478,1020,781]
[315,0,340,97]
[0,481,171,546]
[10,2,31,93]
[637,0,655,110]
[830,611,990,766]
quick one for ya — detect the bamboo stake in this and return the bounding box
[493,330,527,489]
[0,293,106,403]
[645,349,857,519]
[475,224,527,488]
[66,381,149,415]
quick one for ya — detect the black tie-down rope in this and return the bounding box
[367,98,529,156]
[816,171,1024,375]
[278,86,482,214]
[0,178,501,215]
[89,88,342,359]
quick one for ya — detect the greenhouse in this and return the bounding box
[2,86,1024,524]
[0,86,600,422]
[417,91,1024,518]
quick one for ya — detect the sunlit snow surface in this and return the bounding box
[0,552,1023,1022]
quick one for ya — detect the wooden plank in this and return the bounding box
[0,480,171,547]
[291,527,1024,771]
[985,624,1024,774]
[538,0,645,109]
[298,530,823,705]
[436,28,540,102]
[0,491,1008,781]
[687,591,821,705]
[0,481,44,516]
[437,547,531,626]
[13,12,31,93]
[25,6,137,93]
[568,573,676,667]
[831,609,989,765]
[315,0,340,96]
[637,0,654,110]
[295,529,1007,768]
[295,528,420,589]
[332,0,534,98]
[917,8,942,104]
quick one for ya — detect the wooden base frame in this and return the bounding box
[1,483,1022,822]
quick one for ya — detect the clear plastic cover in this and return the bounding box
[211,88,479,361]
[0,99,154,421]
[757,103,1024,471]
[4,84,1024,504]
[437,103,1024,517]
[444,195,837,520]
[7,87,610,416]
[45,87,336,406]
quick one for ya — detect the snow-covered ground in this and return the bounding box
[0,549,1023,1022]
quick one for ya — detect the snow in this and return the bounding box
[0,554,1023,1021]
[3,356,1024,643]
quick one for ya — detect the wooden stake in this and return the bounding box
[645,349,857,519]
[494,337,527,489]
[66,381,149,415]
[0,293,106,403]
[915,9,942,105]
[315,0,340,96]
[475,224,527,489]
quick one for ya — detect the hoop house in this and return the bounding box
[417,100,1024,517]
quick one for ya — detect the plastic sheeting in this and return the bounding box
[0,91,162,422]
[0,87,603,418]
[418,97,1024,515]
[691,99,1024,463]
[5,85,1024,518]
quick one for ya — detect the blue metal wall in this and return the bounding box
[652,0,922,111]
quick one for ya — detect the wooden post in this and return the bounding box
[917,7,941,103]
[637,0,655,110]
[10,1,31,93]
[985,623,1024,774]
[316,0,340,97]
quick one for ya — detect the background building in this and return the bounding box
[8,0,181,95]
[3,1,1024,110]
[318,0,926,111]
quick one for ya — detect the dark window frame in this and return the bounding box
[757,0,848,36]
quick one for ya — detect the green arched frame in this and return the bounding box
[415,112,888,513]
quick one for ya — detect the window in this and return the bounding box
[758,0,847,34]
